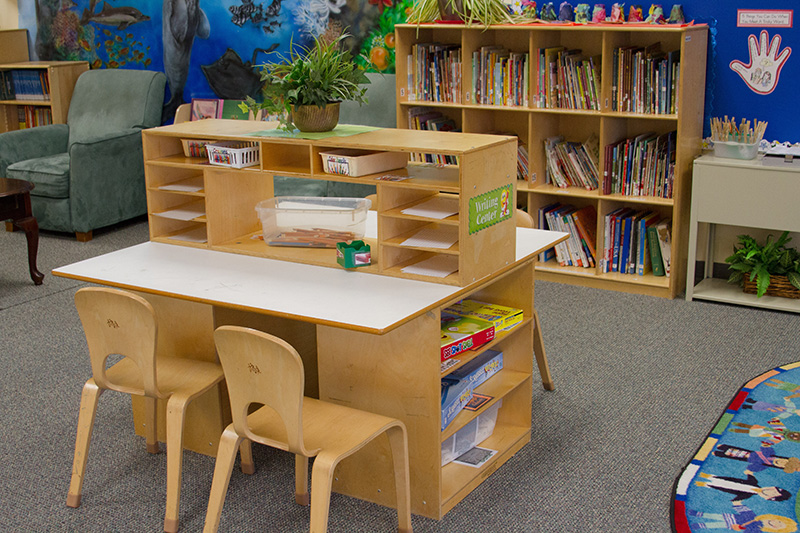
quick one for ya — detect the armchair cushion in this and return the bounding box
[7,152,70,198]
[0,124,68,177]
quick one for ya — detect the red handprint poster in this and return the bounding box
[730,30,792,95]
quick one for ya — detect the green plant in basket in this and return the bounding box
[725,231,800,297]
[240,32,369,132]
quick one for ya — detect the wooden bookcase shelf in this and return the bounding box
[395,23,708,298]
[142,120,518,286]
[0,60,88,132]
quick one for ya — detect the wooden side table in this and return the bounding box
[1,177,44,285]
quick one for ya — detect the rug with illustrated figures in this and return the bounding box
[673,362,800,533]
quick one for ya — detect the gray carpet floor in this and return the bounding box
[2,219,797,532]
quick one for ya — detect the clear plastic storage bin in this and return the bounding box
[713,141,758,160]
[441,400,501,466]
[255,196,371,248]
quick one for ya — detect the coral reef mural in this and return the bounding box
[30,0,406,122]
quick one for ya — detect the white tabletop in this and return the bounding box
[53,227,566,333]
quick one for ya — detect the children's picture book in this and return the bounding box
[440,312,495,361]
[463,393,493,411]
[190,98,221,121]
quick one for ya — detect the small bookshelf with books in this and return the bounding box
[0,61,88,133]
[395,23,707,298]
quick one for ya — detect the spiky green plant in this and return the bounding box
[241,33,369,132]
[726,231,800,297]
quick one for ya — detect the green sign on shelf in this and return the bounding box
[468,185,513,234]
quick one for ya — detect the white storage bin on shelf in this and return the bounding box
[441,400,501,466]
[319,148,408,177]
[255,196,371,248]
[207,141,260,168]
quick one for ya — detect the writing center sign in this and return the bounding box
[469,185,512,234]
[737,9,793,28]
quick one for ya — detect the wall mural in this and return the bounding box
[31,0,410,122]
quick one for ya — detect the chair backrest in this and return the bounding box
[515,208,534,228]
[214,325,314,456]
[67,69,167,147]
[74,287,162,398]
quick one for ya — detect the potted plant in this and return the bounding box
[726,231,800,298]
[242,33,369,132]
[407,0,518,26]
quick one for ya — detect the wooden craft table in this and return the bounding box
[53,224,566,520]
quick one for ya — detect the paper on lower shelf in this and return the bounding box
[401,196,459,219]
[400,226,458,249]
[154,205,205,221]
[169,226,208,243]
[401,255,459,278]
[158,177,204,192]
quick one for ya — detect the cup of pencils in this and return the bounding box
[710,116,767,160]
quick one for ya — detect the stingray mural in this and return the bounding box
[31,0,410,124]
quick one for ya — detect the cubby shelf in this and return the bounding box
[395,22,708,298]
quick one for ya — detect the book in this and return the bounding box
[572,205,598,267]
[636,212,660,275]
[647,223,665,276]
[656,219,672,277]
[538,202,561,262]
[190,98,221,120]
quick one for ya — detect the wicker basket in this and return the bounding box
[743,275,800,299]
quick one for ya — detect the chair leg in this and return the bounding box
[163,395,190,533]
[295,455,310,506]
[386,425,413,533]
[239,439,254,475]
[533,309,555,391]
[145,396,160,454]
[203,427,243,533]
[309,453,337,533]
[75,231,92,242]
[67,381,103,508]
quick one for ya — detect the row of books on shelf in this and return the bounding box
[0,69,51,101]
[537,203,672,277]
[543,134,601,190]
[538,204,598,268]
[611,44,680,115]
[408,43,462,104]
[472,46,529,107]
[407,106,459,165]
[534,47,601,111]
[16,105,53,129]
[602,209,671,276]
[604,130,675,198]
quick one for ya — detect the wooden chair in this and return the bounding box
[515,208,534,228]
[366,193,378,210]
[67,287,225,533]
[205,326,413,533]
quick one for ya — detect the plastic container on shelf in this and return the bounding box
[441,400,501,466]
[713,141,759,160]
[319,148,408,177]
[206,141,260,168]
[255,196,371,248]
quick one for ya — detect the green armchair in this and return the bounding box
[0,69,166,241]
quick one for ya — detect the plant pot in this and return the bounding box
[291,103,340,132]
[743,275,800,299]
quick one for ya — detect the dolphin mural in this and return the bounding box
[80,1,150,30]
[162,0,210,123]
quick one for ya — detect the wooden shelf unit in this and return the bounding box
[316,254,537,519]
[395,23,708,298]
[0,60,88,132]
[142,120,518,286]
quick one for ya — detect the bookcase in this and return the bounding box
[142,119,518,286]
[0,61,89,132]
[395,23,708,298]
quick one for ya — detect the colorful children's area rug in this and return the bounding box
[673,362,800,533]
